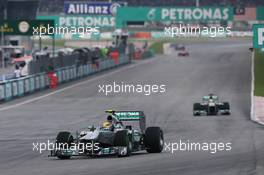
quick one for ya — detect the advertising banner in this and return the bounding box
[64,1,126,15]
[116,7,234,28]
[256,7,264,20]
[234,7,256,21]
[38,15,114,28]
[0,20,54,35]
[37,15,114,39]
[253,24,264,48]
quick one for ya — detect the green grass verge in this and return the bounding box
[254,49,264,96]
[149,41,167,54]
[40,39,66,48]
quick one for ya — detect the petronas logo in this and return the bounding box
[147,8,156,20]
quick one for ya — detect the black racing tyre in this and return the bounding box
[56,131,73,159]
[114,130,132,157]
[145,127,164,153]
[193,103,201,110]
[223,102,230,110]
[222,102,230,115]
[193,103,201,116]
[114,130,128,146]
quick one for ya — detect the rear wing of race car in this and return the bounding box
[105,110,146,132]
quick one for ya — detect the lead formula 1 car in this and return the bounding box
[193,94,230,116]
[50,110,164,159]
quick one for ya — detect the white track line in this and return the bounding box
[251,50,255,121]
[0,58,157,111]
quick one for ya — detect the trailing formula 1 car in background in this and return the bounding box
[193,94,230,116]
[50,110,164,159]
[178,47,189,56]
[170,43,185,51]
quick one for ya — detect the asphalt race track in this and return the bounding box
[1,39,264,175]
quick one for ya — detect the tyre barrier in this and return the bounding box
[0,55,130,102]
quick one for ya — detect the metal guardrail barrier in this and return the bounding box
[0,55,130,102]
[0,73,15,82]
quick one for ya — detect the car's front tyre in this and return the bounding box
[145,127,164,153]
[55,131,74,159]
[193,103,202,116]
[114,130,132,157]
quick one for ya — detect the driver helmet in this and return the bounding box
[102,121,111,129]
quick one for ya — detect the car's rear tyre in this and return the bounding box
[222,102,230,115]
[114,130,132,157]
[145,127,164,153]
[223,102,230,110]
[56,131,73,159]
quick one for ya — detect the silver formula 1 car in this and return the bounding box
[50,110,164,159]
[193,94,230,116]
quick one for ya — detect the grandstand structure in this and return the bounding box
[0,0,38,19]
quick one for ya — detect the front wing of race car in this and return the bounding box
[50,145,129,157]
[178,52,189,56]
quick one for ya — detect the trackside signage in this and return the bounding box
[37,15,115,28]
[253,24,264,48]
[160,7,232,20]
[0,20,54,35]
[64,2,126,15]
[116,7,233,28]
[256,7,264,20]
